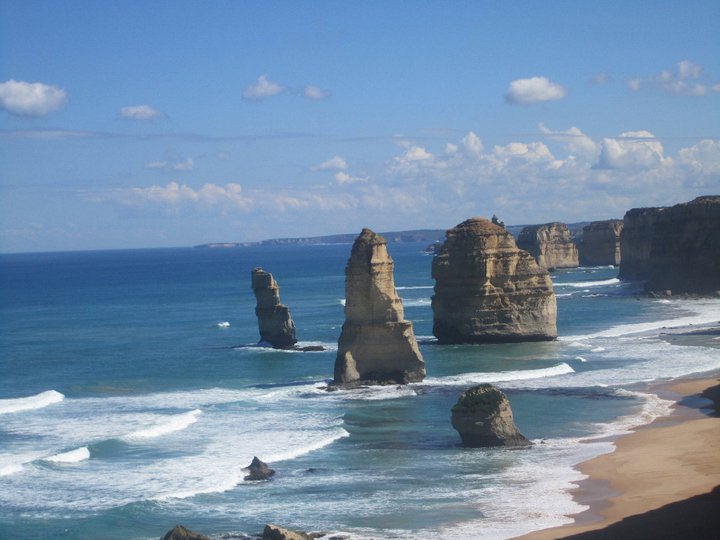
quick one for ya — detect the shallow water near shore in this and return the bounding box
[2,244,719,539]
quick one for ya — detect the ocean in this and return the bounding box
[1,244,719,540]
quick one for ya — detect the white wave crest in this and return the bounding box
[425,363,575,386]
[401,298,431,307]
[0,390,64,415]
[123,409,202,442]
[556,277,620,288]
[395,285,433,290]
[43,446,90,464]
[0,463,25,476]
[264,428,350,464]
[216,321,230,328]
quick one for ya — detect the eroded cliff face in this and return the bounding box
[432,218,557,343]
[251,268,298,349]
[619,196,720,294]
[516,222,579,270]
[580,220,623,266]
[334,229,426,385]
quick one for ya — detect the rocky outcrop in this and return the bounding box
[619,196,720,294]
[580,220,623,266]
[161,525,211,540]
[451,384,531,447]
[516,222,579,270]
[432,218,557,343]
[251,268,298,349]
[244,456,275,481]
[262,524,314,540]
[334,229,426,385]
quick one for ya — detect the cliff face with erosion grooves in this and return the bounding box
[251,268,298,349]
[334,229,426,385]
[432,217,557,343]
[580,220,623,266]
[516,222,579,270]
[619,196,720,294]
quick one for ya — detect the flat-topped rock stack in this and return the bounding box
[516,222,579,270]
[432,217,557,343]
[251,268,298,349]
[580,219,623,266]
[620,196,720,294]
[334,229,426,385]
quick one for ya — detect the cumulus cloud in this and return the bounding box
[539,123,600,162]
[0,79,67,116]
[678,139,720,175]
[303,85,329,100]
[505,76,566,105]
[335,171,368,184]
[315,156,348,171]
[242,74,284,101]
[596,131,671,169]
[145,157,194,172]
[119,104,164,120]
[629,60,719,97]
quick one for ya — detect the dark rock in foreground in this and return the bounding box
[251,268,298,349]
[619,196,720,294]
[262,524,314,540]
[161,525,211,540]
[334,229,425,385]
[580,219,623,266]
[244,456,275,481]
[451,384,531,447]
[432,217,557,343]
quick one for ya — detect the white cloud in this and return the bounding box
[678,139,720,175]
[242,74,284,101]
[596,131,671,169]
[316,156,348,171]
[629,60,719,97]
[145,157,194,171]
[505,76,566,105]
[119,105,164,120]
[539,123,600,162]
[628,78,642,91]
[0,79,67,116]
[335,171,368,185]
[303,85,329,100]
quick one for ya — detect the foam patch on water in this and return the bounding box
[555,277,620,288]
[425,363,575,386]
[395,285,433,290]
[122,409,202,442]
[43,446,90,464]
[216,321,231,328]
[0,390,64,414]
[401,298,431,307]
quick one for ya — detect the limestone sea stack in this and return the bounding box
[516,222,579,270]
[432,218,557,343]
[251,268,298,349]
[580,219,623,266]
[334,229,426,385]
[619,196,720,294]
[451,384,531,447]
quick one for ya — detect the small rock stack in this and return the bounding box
[251,268,298,349]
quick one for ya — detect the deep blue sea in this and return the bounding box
[2,244,719,540]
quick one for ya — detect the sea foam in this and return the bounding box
[43,447,90,464]
[122,409,202,442]
[0,390,64,415]
[425,363,575,386]
[555,277,620,288]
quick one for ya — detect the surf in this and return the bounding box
[0,390,64,415]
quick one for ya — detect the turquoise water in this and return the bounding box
[2,244,719,540]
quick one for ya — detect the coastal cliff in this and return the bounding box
[619,196,720,294]
[516,222,579,270]
[334,229,425,385]
[432,217,557,343]
[580,220,623,266]
[251,268,298,349]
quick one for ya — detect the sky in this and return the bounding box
[1,0,719,253]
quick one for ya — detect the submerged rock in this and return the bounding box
[161,525,211,540]
[251,268,298,349]
[580,219,623,266]
[334,229,426,385]
[432,217,557,343]
[262,524,314,540]
[243,456,275,481]
[516,222,579,270]
[451,384,531,447]
[620,196,720,294]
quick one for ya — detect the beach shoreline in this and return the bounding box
[514,367,720,540]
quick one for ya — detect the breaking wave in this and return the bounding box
[555,278,620,288]
[0,390,64,415]
[43,447,90,464]
[122,409,202,442]
[425,363,575,386]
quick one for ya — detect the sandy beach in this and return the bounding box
[516,373,720,539]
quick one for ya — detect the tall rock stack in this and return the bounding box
[251,268,298,349]
[516,222,579,270]
[619,196,720,294]
[432,217,557,343]
[580,220,623,266]
[334,229,426,385]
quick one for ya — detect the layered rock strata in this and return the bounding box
[334,229,426,385]
[432,218,557,343]
[251,268,298,349]
[580,219,623,266]
[451,384,531,447]
[620,196,720,294]
[516,222,579,270]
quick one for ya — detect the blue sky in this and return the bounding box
[1,0,719,252]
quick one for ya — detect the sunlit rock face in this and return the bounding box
[517,222,579,270]
[432,217,557,344]
[334,229,426,385]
